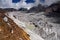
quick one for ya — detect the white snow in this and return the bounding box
[3,17,8,22]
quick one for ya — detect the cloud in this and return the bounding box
[44,0,59,6]
[37,0,60,6]
[0,0,35,9]
[0,0,60,9]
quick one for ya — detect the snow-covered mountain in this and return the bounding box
[0,1,60,40]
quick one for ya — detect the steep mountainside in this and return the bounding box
[0,13,30,40]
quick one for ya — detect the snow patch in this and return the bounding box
[3,17,8,22]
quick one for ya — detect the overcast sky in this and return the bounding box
[0,0,59,9]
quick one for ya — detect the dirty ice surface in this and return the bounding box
[5,11,44,40]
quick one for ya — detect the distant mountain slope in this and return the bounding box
[0,8,17,12]
[45,1,60,17]
[18,8,28,11]
[27,4,45,13]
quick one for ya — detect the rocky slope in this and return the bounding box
[0,13,30,40]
